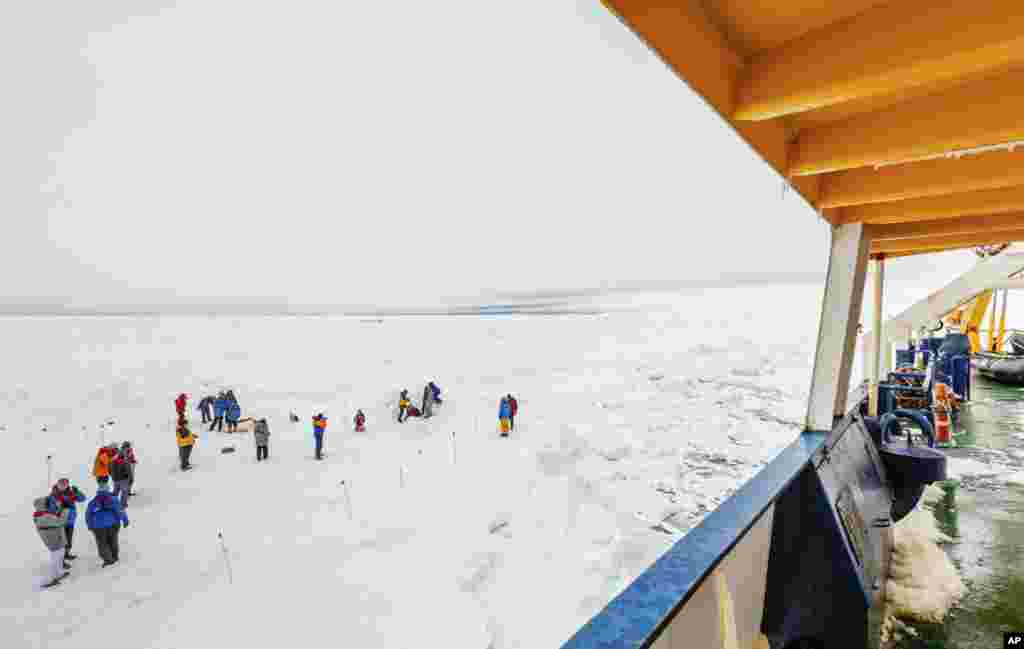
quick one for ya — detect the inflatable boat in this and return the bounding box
[972,352,1024,385]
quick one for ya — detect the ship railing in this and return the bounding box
[560,428,830,649]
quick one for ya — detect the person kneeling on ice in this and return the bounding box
[354,409,366,433]
[312,413,327,460]
[86,485,129,567]
[110,446,133,507]
[34,496,71,587]
[254,418,270,462]
[51,478,86,563]
[177,417,196,470]
[498,396,511,437]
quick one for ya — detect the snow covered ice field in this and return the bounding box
[3,286,827,649]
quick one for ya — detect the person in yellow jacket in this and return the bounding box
[176,416,196,471]
[397,389,410,423]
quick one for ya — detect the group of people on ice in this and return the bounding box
[33,445,135,588]
[194,390,241,433]
[175,381,519,467]
[397,381,442,422]
[92,441,138,503]
[32,383,522,587]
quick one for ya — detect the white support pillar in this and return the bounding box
[868,257,885,417]
[999,288,1010,350]
[806,223,869,432]
[988,288,999,352]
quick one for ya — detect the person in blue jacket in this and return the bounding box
[50,478,87,562]
[312,413,327,460]
[209,392,227,432]
[226,400,242,433]
[498,396,512,437]
[85,485,130,567]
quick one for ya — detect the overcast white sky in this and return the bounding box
[2,1,979,310]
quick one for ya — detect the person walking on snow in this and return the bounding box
[354,409,366,433]
[254,418,270,462]
[110,447,133,507]
[34,496,71,587]
[210,392,227,432]
[50,478,86,562]
[312,413,327,460]
[177,417,196,471]
[197,395,214,423]
[398,390,410,423]
[175,393,188,417]
[92,445,114,487]
[498,397,511,437]
[507,394,518,431]
[85,485,129,567]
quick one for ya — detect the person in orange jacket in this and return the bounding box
[92,445,115,486]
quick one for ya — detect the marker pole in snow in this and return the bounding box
[451,431,457,466]
[339,480,353,520]
[46,455,53,488]
[218,532,234,585]
[399,465,406,489]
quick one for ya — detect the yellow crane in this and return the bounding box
[964,290,994,353]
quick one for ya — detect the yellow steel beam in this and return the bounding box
[871,228,1024,255]
[819,149,1024,208]
[602,2,741,116]
[837,185,1024,225]
[704,1,890,57]
[867,212,1024,241]
[788,65,1017,132]
[870,246,977,260]
[790,70,1024,175]
[735,1,1024,121]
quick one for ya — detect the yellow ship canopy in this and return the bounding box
[602,0,1024,254]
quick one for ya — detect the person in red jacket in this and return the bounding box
[354,409,366,433]
[175,393,188,417]
[507,394,518,431]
